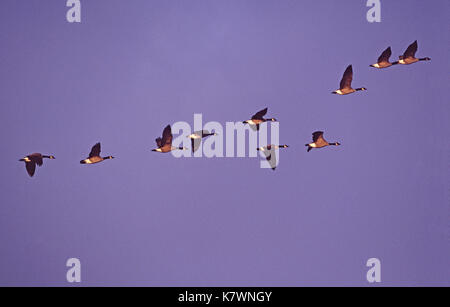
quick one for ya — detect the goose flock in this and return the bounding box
[19,40,430,176]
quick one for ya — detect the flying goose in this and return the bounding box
[398,40,431,65]
[305,131,340,152]
[187,130,218,153]
[257,145,289,170]
[19,153,55,177]
[332,65,367,95]
[370,47,399,68]
[80,143,114,164]
[152,125,188,153]
[243,108,277,131]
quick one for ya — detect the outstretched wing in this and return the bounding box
[312,131,324,142]
[89,143,101,158]
[251,108,268,120]
[161,125,173,146]
[403,40,418,59]
[340,65,353,89]
[378,47,392,63]
[25,162,36,177]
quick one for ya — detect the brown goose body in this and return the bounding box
[332,65,367,95]
[257,145,289,170]
[398,41,431,65]
[80,143,114,164]
[243,108,277,131]
[152,125,187,153]
[306,131,341,152]
[19,153,55,177]
[187,130,217,153]
[370,47,399,68]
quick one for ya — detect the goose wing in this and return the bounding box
[89,143,101,158]
[312,131,324,143]
[403,40,418,59]
[340,65,353,89]
[30,153,43,166]
[251,108,268,120]
[25,162,36,177]
[378,47,392,63]
[261,148,277,170]
[191,138,201,153]
[161,125,173,146]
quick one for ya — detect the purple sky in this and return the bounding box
[0,0,449,286]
